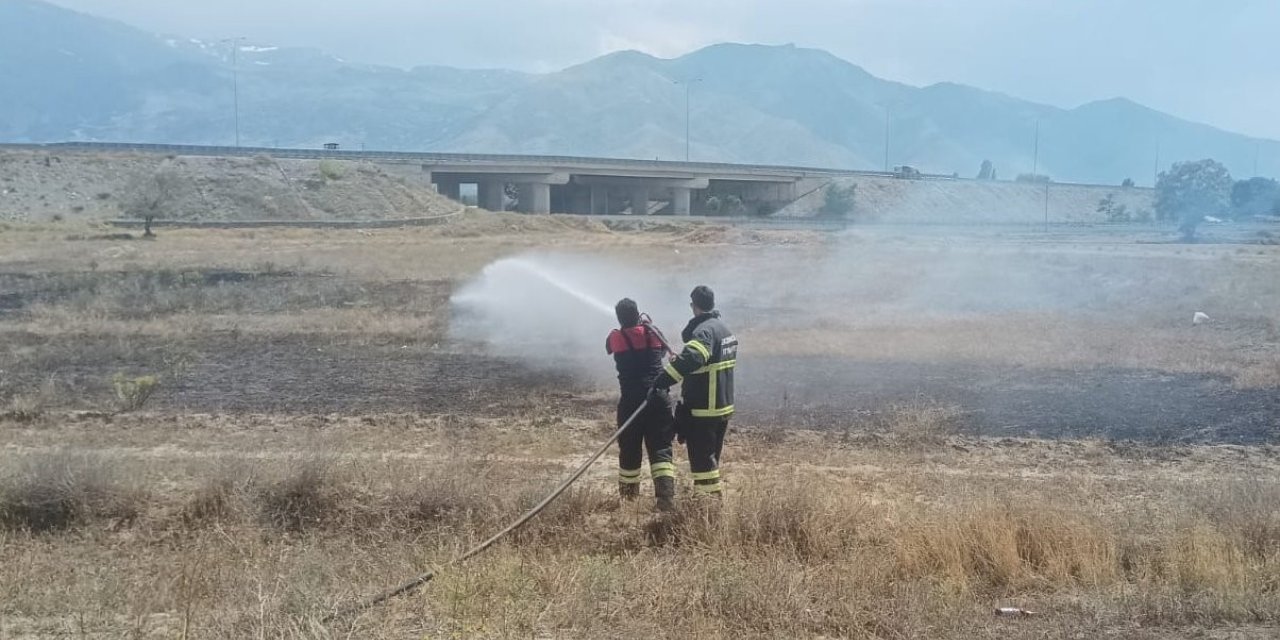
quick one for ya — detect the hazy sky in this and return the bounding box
[47,0,1280,140]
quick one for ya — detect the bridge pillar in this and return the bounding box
[671,187,692,216]
[436,179,461,201]
[591,186,610,214]
[629,186,649,216]
[518,183,552,214]
[479,180,506,212]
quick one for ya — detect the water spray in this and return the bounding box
[502,257,615,317]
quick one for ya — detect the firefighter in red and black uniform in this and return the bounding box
[606,298,677,510]
[652,285,737,497]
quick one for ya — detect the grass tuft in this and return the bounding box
[0,451,143,532]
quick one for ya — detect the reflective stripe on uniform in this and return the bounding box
[692,359,736,375]
[663,360,683,383]
[619,468,643,484]
[708,360,716,416]
[650,462,676,479]
[692,358,735,417]
[685,340,711,361]
[693,470,723,494]
[692,405,734,418]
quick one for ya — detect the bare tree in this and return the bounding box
[122,166,183,237]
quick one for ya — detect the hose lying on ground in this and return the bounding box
[325,398,652,622]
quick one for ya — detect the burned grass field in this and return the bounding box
[1,216,1279,638]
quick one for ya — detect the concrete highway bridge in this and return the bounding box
[10,142,912,215]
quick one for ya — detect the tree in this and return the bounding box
[976,159,995,180]
[1155,159,1232,242]
[1015,173,1050,183]
[1230,177,1280,219]
[122,166,184,237]
[1096,193,1130,222]
[819,183,856,218]
[703,195,722,215]
[1121,178,1135,188]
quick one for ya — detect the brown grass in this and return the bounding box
[1,219,1278,637]
[0,451,143,532]
[0,431,1277,638]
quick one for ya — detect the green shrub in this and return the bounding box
[111,373,158,412]
[318,160,346,181]
[818,183,856,218]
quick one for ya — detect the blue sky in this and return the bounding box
[47,0,1280,139]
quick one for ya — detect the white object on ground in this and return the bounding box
[994,607,1036,617]
[1193,312,1211,325]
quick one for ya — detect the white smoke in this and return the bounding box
[449,251,691,382]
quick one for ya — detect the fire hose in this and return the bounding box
[327,398,651,621]
[327,317,678,621]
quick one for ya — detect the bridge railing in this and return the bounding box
[5,141,887,178]
[1,141,1150,189]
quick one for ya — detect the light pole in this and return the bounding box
[220,37,246,147]
[674,78,702,162]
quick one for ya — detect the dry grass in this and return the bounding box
[0,428,1278,638]
[0,451,143,532]
[1,220,1278,637]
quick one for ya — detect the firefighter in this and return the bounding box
[606,298,677,511]
[652,285,737,497]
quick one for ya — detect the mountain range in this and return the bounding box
[3,0,1277,184]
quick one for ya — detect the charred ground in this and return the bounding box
[2,220,1276,444]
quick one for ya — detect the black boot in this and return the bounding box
[653,476,676,512]
[619,482,640,501]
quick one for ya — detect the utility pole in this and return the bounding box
[883,106,891,172]
[221,37,246,147]
[674,78,702,162]
[1032,119,1040,176]
[1254,142,1261,176]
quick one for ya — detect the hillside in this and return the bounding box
[0,150,459,222]
[1,148,1153,225]
[2,1,1278,184]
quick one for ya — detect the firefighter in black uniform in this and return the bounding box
[606,298,677,510]
[652,286,737,497]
